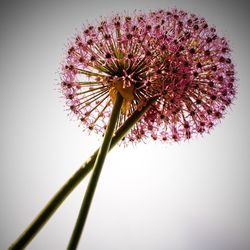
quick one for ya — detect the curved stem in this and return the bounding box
[9,96,158,250]
[67,93,123,250]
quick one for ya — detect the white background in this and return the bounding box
[1,0,249,249]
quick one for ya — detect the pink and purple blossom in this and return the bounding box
[60,9,236,143]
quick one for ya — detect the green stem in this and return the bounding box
[9,96,158,250]
[67,93,123,249]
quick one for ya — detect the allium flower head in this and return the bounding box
[61,12,165,132]
[61,9,236,143]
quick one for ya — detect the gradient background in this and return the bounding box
[0,0,249,249]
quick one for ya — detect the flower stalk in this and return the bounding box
[67,92,123,249]
[9,96,158,250]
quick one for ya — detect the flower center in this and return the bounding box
[109,78,134,114]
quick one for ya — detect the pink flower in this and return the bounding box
[61,12,165,133]
[60,9,236,143]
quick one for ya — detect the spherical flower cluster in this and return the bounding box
[60,9,236,143]
[61,12,165,133]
